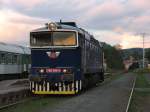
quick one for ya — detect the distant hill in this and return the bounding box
[121,48,150,60]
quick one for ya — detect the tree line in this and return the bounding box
[102,43,150,70]
[103,43,124,70]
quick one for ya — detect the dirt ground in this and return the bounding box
[40,73,135,112]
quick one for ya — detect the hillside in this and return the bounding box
[122,48,150,60]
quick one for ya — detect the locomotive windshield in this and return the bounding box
[30,32,52,46]
[30,31,77,47]
[53,32,76,46]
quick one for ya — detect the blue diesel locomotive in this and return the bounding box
[29,22,104,94]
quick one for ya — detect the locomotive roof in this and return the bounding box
[31,22,105,46]
[31,22,93,40]
[31,24,84,34]
[0,42,30,54]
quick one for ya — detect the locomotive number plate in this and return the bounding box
[46,68,61,73]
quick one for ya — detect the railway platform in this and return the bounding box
[0,79,30,106]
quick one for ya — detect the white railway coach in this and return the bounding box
[0,42,31,80]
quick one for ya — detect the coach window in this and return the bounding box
[6,53,12,64]
[17,55,21,64]
[12,55,18,64]
[0,53,1,64]
[0,53,5,64]
[27,55,31,63]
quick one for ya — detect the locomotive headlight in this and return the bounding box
[48,22,57,31]
[63,69,67,73]
[63,69,72,73]
[40,69,44,73]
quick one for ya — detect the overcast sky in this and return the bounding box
[0,0,150,48]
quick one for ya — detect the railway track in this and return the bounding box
[0,98,30,110]
[0,95,43,111]
[0,87,30,111]
[125,74,137,112]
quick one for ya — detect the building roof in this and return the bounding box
[0,42,30,54]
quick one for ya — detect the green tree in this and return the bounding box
[103,43,124,70]
[146,49,150,61]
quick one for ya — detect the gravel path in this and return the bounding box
[0,79,29,94]
[41,73,135,112]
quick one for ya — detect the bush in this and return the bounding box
[133,68,150,73]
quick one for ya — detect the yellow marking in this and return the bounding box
[33,91,76,95]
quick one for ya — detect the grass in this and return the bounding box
[129,73,150,112]
[0,96,67,112]
[133,68,150,74]
[135,73,150,88]
[109,73,122,81]
[129,91,150,112]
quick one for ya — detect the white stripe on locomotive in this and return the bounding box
[31,80,82,93]
[80,80,82,90]
[47,82,50,91]
[76,80,78,92]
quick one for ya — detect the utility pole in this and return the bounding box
[137,33,147,68]
[142,33,145,68]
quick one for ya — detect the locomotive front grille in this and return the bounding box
[30,80,82,94]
